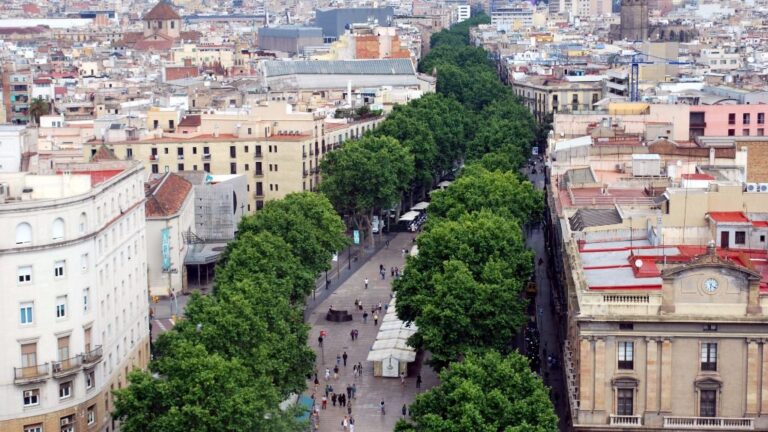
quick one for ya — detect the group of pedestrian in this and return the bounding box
[349,329,359,340]
[341,415,356,432]
[390,266,401,278]
[351,362,363,378]
[331,391,349,407]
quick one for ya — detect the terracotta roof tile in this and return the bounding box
[145,173,193,217]
[144,1,181,20]
[178,114,201,127]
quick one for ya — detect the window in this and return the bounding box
[192,147,197,154]
[178,163,184,171]
[20,302,33,324]
[86,370,95,389]
[274,164,278,171]
[171,21,175,29]
[700,390,717,417]
[81,253,89,272]
[743,113,751,124]
[701,343,717,371]
[16,222,32,245]
[151,164,159,174]
[728,129,735,136]
[244,145,249,153]
[83,288,90,313]
[177,147,184,157]
[23,424,42,432]
[229,146,236,158]
[56,296,67,318]
[23,389,40,407]
[617,388,633,415]
[230,163,237,174]
[203,163,210,172]
[618,341,634,369]
[618,322,634,330]
[759,129,765,137]
[728,113,736,125]
[87,405,96,424]
[79,212,87,234]
[735,231,746,245]
[248,127,252,135]
[59,381,72,399]
[54,260,65,278]
[50,218,65,241]
[758,113,765,124]
[269,164,273,172]
[18,266,32,283]
[245,164,249,171]
[704,324,718,332]
[743,129,750,136]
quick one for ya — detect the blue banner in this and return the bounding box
[353,230,360,245]
[162,227,171,272]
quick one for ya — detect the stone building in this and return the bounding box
[620,0,648,41]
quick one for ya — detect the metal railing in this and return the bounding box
[83,345,103,364]
[53,355,82,376]
[14,363,49,382]
[663,416,754,430]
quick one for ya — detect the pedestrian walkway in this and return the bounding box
[304,232,439,432]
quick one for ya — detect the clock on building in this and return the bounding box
[703,278,719,293]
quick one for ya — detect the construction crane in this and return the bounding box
[609,51,693,102]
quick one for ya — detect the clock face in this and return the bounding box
[703,278,719,293]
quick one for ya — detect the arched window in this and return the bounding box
[52,218,65,240]
[79,212,87,234]
[16,222,32,245]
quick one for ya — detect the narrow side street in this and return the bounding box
[303,233,439,432]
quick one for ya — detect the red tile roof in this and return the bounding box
[144,1,181,20]
[708,211,750,223]
[145,173,193,217]
[90,144,118,162]
[682,173,715,180]
[178,115,201,127]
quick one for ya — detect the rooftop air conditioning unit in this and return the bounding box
[759,183,768,193]
[60,417,70,426]
[746,183,758,192]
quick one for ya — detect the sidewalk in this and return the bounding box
[304,232,439,432]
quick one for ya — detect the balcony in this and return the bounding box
[149,154,159,161]
[303,152,307,158]
[177,154,185,160]
[14,363,49,384]
[202,153,211,161]
[53,355,82,378]
[663,416,754,430]
[303,169,308,177]
[254,191,264,198]
[610,415,642,427]
[82,346,103,367]
[254,152,263,159]
[254,170,264,177]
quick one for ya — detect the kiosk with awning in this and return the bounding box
[410,201,430,212]
[367,296,418,377]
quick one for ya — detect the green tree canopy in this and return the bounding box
[238,192,348,275]
[408,260,528,369]
[429,168,544,224]
[395,210,532,325]
[113,340,305,432]
[395,351,558,432]
[319,135,414,246]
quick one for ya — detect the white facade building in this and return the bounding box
[0,160,150,432]
[0,125,36,173]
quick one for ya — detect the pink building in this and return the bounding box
[690,104,768,140]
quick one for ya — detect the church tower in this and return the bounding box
[620,0,648,41]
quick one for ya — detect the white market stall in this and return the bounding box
[366,296,418,378]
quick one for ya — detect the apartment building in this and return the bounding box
[1,64,32,125]
[511,76,604,122]
[0,160,150,432]
[84,103,383,211]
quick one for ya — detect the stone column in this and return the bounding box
[762,342,768,414]
[580,337,594,411]
[746,340,760,415]
[645,338,659,412]
[594,338,606,411]
[660,338,673,412]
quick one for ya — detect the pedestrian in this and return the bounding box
[352,364,357,377]
[352,382,357,398]
[346,384,352,399]
[321,395,327,409]
[342,416,348,431]
[325,384,330,397]
[328,384,333,395]
[374,313,378,325]
[400,371,405,386]
[391,267,395,277]
[402,404,407,417]
[354,329,359,340]
[331,393,337,406]
[380,269,385,280]
[350,329,355,341]
[363,311,368,323]
[416,374,422,388]
[347,402,352,415]
[314,375,319,387]
[380,400,386,415]
[318,335,323,346]
[378,302,383,312]
[364,278,369,289]
[380,264,385,272]
[385,239,390,248]
[340,393,346,407]
[336,354,341,366]
[325,368,330,381]
[333,365,339,380]
[343,351,348,366]
[357,362,362,375]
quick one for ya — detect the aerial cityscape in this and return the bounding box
[1,0,768,431]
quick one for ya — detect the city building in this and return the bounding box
[511,76,605,122]
[258,26,324,54]
[620,0,649,41]
[314,7,395,42]
[1,63,32,125]
[0,159,149,432]
[144,172,194,297]
[0,125,37,172]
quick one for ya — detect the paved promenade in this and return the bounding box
[304,232,439,432]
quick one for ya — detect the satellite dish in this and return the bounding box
[635,259,644,269]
